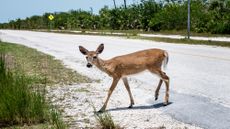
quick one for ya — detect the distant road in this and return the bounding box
[51,30,230,42]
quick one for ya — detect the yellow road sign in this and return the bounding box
[48,15,54,21]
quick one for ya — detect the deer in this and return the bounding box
[79,43,170,112]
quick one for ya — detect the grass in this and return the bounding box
[133,36,230,48]
[0,54,48,127]
[39,29,230,48]
[95,111,125,129]
[0,42,91,85]
[0,41,92,128]
[89,103,122,129]
[50,108,66,129]
[75,87,90,93]
[41,29,230,37]
[95,112,118,129]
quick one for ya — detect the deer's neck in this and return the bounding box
[94,58,111,74]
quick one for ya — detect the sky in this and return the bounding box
[0,0,139,23]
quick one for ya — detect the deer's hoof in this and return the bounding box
[155,97,158,100]
[97,107,105,113]
[97,110,104,113]
[128,105,133,108]
[128,103,134,108]
[163,102,168,106]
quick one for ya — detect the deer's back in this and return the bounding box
[105,49,165,76]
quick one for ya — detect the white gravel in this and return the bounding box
[1,30,230,129]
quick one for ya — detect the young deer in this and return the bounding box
[79,44,169,112]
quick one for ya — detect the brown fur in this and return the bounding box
[79,44,170,112]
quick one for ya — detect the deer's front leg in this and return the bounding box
[98,77,120,112]
[122,77,135,108]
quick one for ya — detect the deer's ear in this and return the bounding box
[96,43,104,54]
[79,46,89,55]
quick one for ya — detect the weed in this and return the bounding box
[50,108,66,129]
[0,42,73,128]
[135,36,230,48]
[0,54,48,127]
[75,88,90,92]
[90,103,122,129]
[0,42,91,85]
[95,112,117,129]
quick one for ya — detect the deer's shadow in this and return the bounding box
[107,102,173,112]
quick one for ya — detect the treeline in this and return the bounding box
[0,0,229,34]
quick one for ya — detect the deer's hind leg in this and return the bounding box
[155,79,163,101]
[122,77,135,108]
[148,68,170,106]
[160,71,170,106]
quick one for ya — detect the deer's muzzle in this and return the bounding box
[86,63,92,68]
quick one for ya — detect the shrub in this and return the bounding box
[0,54,48,127]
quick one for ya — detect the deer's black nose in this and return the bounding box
[86,63,92,68]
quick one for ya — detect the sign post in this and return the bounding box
[48,14,54,30]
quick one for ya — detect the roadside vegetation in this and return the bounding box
[95,112,122,129]
[0,42,90,85]
[132,36,230,48]
[0,41,91,128]
[44,30,230,48]
[91,103,122,129]
[0,0,229,35]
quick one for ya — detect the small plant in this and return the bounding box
[0,53,67,128]
[0,54,48,127]
[50,108,66,129]
[91,103,122,129]
[75,87,90,92]
[95,112,116,129]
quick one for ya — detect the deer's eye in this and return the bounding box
[86,57,88,59]
[93,56,97,59]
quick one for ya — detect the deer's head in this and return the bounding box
[79,44,104,68]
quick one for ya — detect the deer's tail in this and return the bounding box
[163,51,169,69]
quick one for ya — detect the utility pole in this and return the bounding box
[124,0,127,9]
[187,0,190,39]
[90,7,93,14]
[113,0,117,9]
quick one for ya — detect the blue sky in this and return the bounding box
[0,0,139,23]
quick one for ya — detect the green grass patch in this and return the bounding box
[0,42,91,85]
[0,41,92,128]
[95,112,123,129]
[43,29,230,38]
[0,55,48,127]
[143,29,230,37]
[75,88,90,93]
[131,36,230,48]
[39,30,230,48]
[89,103,122,129]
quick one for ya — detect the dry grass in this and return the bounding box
[131,36,230,48]
[95,112,123,129]
[0,42,91,85]
[0,41,92,128]
[39,30,230,48]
